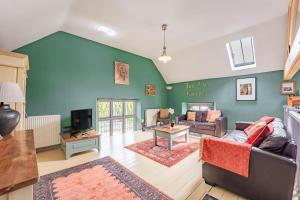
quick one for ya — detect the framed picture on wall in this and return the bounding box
[114,61,129,85]
[145,84,156,96]
[280,81,296,95]
[236,77,256,101]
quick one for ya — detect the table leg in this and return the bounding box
[154,131,157,146]
[168,135,172,150]
[185,129,189,142]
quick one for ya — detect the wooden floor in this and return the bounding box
[36,130,291,200]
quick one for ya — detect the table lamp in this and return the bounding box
[0,82,25,136]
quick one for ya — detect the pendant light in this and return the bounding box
[158,24,172,63]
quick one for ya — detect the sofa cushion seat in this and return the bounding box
[194,122,216,131]
[178,120,195,127]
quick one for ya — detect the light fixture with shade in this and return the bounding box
[0,82,25,137]
[158,24,172,63]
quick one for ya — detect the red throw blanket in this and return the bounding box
[200,136,252,177]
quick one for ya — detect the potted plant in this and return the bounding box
[168,108,175,127]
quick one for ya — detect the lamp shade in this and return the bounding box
[0,82,25,103]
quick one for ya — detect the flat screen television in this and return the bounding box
[71,109,92,132]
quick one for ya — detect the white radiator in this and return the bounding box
[25,115,61,148]
[145,109,159,127]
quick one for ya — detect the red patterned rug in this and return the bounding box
[125,136,200,167]
[34,157,172,200]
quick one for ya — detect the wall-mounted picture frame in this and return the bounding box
[236,77,256,101]
[145,84,156,96]
[280,81,296,95]
[114,61,129,85]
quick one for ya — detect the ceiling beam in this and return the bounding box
[286,0,299,58]
[284,0,299,80]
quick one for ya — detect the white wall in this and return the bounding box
[156,15,287,83]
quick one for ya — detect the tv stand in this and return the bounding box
[60,129,101,159]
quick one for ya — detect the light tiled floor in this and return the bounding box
[37,130,297,200]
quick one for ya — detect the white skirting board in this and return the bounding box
[145,109,159,127]
[25,115,61,148]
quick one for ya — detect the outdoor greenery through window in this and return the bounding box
[97,99,136,136]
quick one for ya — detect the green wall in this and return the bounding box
[15,31,167,129]
[167,71,300,129]
[13,31,300,131]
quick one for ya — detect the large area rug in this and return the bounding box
[125,136,200,167]
[34,156,172,200]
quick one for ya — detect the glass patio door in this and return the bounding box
[97,99,136,136]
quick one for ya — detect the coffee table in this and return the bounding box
[152,125,190,150]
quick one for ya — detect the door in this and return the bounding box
[97,99,136,136]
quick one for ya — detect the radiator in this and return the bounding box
[145,109,159,127]
[25,115,61,148]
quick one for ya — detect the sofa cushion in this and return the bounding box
[159,109,169,118]
[222,130,248,143]
[206,110,222,123]
[244,121,267,136]
[269,118,284,129]
[194,122,216,131]
[246,124,273,146]
[259,136,288,153]
[195,111,203,122]
[258,126,288,153]
[259,116,275,124]
[201,111,209,122]
[187,111,196,121]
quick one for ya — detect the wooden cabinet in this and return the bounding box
[0,50,29,130]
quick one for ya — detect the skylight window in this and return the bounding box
[226,37,256,71]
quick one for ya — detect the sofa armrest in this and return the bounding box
[215,117,227,137]
[176,114,186,123]
[248,147,297,200]
[202,147,297,200]
[235,121,253,131]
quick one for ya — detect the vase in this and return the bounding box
[171,122,175,127]
[0,103,20,136]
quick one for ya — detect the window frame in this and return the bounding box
[226,37,256,71]
[97,99,136,135]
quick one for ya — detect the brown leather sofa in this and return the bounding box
[176,110,227,137]
[202,120,297,200]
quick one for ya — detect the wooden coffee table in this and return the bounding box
[152,125,190,150]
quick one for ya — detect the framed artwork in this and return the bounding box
[145,84,156,96]
[280,81,296,95]
[114,61,129,85]
[236,77,256,101]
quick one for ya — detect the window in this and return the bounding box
[187,102,215,111]
[226,37,256,71]
[97,99,136,136]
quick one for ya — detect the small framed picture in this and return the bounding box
[145,84,156,96]
[114,61,129,85]
[236,77,256,101]
[280,81,296,95]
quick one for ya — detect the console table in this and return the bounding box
[60,130,101,159]
[0,130,38,200]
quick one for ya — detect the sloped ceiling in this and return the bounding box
[0,0,290,83]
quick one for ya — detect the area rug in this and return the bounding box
[125,136,200,167]
[33,156,172,200]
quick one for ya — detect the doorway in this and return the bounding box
[97,99,136,136]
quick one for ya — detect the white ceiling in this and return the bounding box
[0,0,290,83]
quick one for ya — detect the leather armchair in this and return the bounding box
[156,111,171,125]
